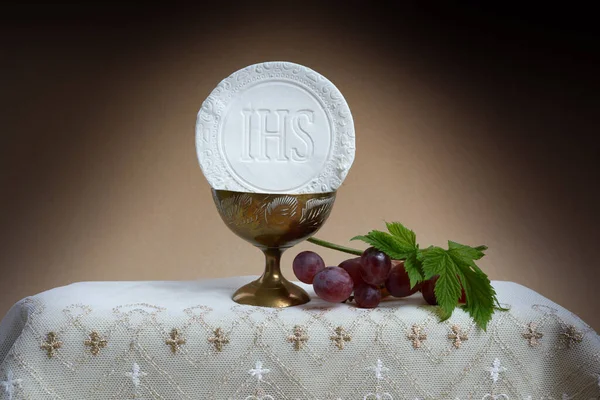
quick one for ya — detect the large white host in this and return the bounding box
[195,61,355,194]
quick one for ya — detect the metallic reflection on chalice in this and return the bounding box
[212,189,336,307]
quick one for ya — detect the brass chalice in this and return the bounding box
[212,189,336,308]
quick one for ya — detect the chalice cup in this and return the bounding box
[212,189,336,308]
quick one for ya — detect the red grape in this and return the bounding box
[421,275,439,305]
[354,283,381,308]
[385,261,420,298]
[360,247,391,285]
[422,275,467,305]
[293,251,325,284]
[338,257,365,286]
[313,267,354,303]
[380,285,391,298]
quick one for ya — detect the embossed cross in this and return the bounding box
[165,328,186,354]
[522,322,543,347]
[40,332,62,358]
[448,325,468,349]
[84,331,108,355]
[208,327,230,352]
[407,325,427,349]
[287,325,309,351]
[330,326,351,350]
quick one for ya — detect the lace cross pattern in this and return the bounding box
[0,277,598,399]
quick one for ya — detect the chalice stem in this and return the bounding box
[258,247,285,287]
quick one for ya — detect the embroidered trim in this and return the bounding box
[84,331,108,355]
[40,332,62,358]
[248,361,270,382]
[330,326,351,350]
[165,328,186,354]
[560,325,583,348]
[448,324,468,349]
[244,393,275,400]
[208,327,230,352]
[126,362,147,397]
[407,325,427,349]
[482,394,509,399]
[369,359,389,381]
[522,322,543,347]
[0,370,22,400]
[364,359,393,399]
[244,386,275,400]
[364,392,393,399]
[287,325,309,351]
[486,358,506,384]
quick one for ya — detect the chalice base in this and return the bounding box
[232,277,310,308]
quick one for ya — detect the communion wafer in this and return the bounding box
[195,61,355,194]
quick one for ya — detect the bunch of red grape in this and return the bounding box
[293,248,464,308]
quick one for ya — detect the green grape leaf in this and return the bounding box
[403,250,425,288]
[456,267,496,330]
[421,247,462,318]
[385,221,417,249]
[447,241,489,275]
[447,249,497,330]
[351,230,414,259]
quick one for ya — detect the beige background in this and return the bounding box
[1,4,598,329]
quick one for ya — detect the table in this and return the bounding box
[1,276,598,399]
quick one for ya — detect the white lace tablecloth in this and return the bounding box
[0,276,598,400]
